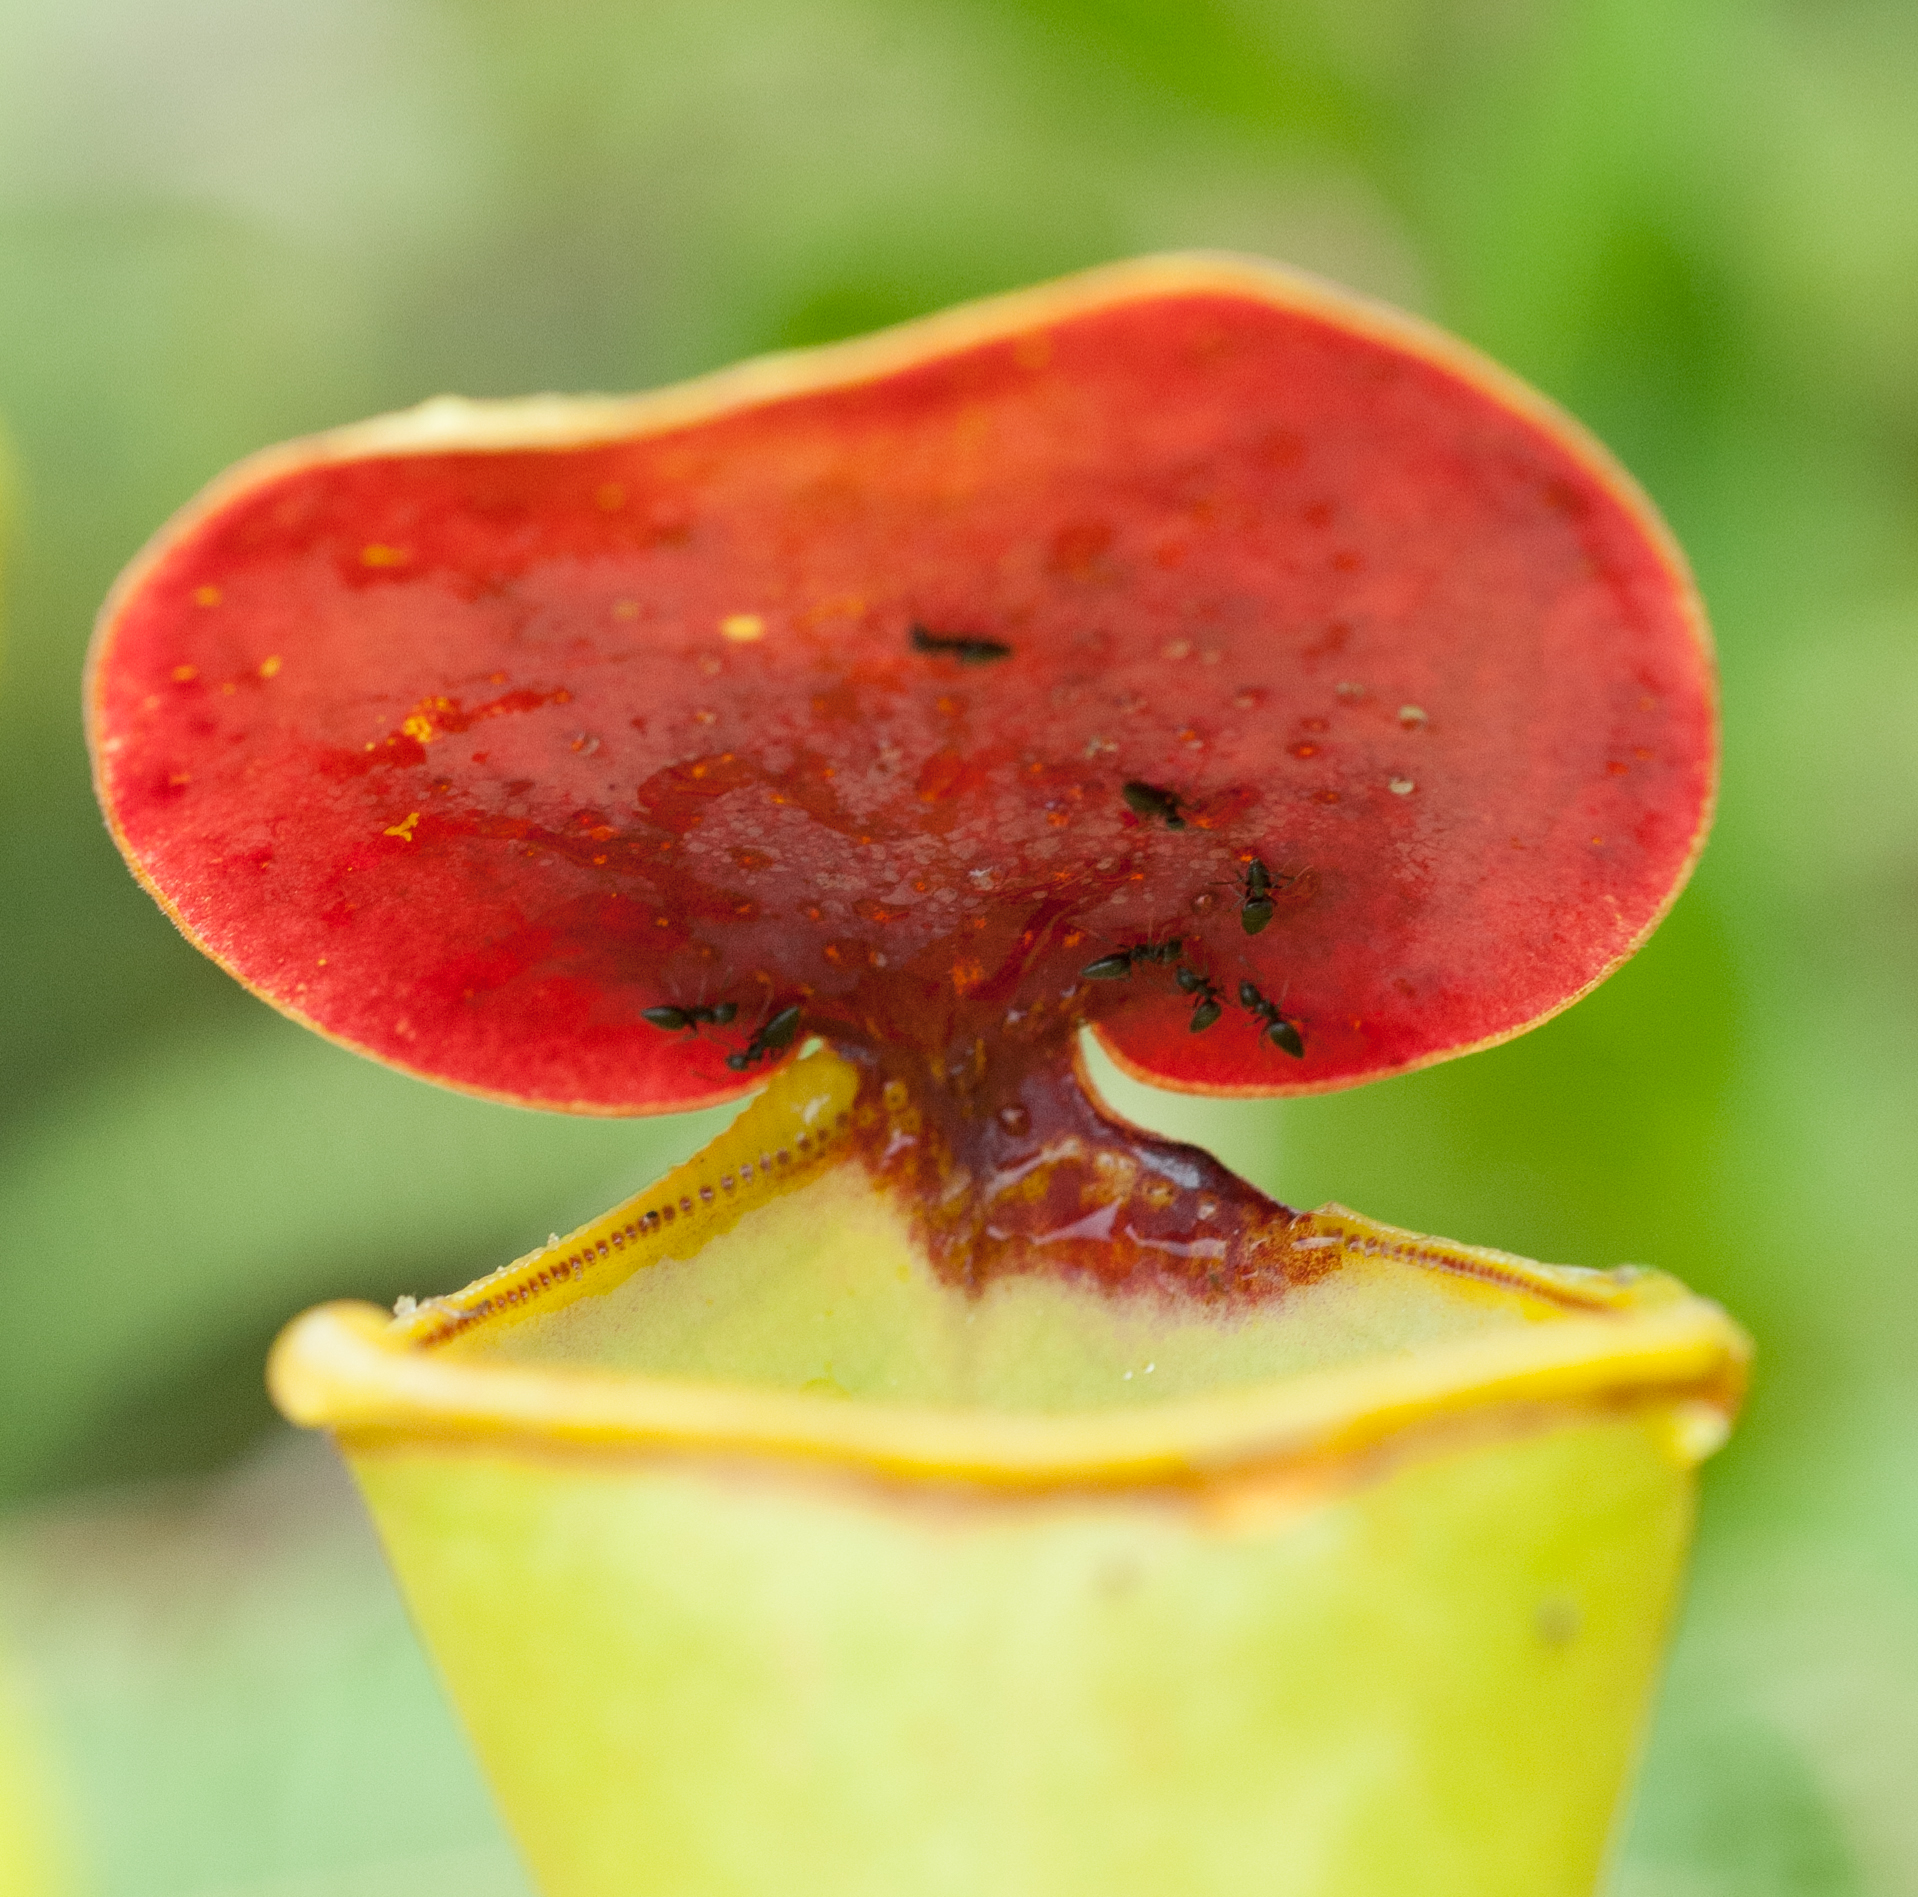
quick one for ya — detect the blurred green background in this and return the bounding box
[1,0,1914,1890]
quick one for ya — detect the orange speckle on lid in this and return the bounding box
[193,585,222,607]
[401,715,436,744]
[361,543,409,568]
[171,665,197,683]
[259,655,282,679]
[721,613,765,642]
[595,482,625,511]
[385,812,421,842]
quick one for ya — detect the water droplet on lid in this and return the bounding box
[1399,704,1427,727]
[1161,639,1192,660]
[1389,778,1415,795]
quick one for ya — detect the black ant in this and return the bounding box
[1238,980,1305,1058]
[725,1002,804,1073]
[910,624,1012,666]
[1122,780,1186,830]
[1081,938,1183,980]
[1177,964,1223,1033]
[642,1000,738,1034]
[1234,857,1278,935]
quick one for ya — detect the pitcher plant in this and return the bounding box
[87,255,1741,1897]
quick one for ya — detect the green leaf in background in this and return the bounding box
[1,1437,533,1897]
[0,1017,726,1501]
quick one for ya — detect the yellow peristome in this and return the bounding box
[270,1049,1748,1897]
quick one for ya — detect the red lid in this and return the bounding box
[90,257,1715,1113]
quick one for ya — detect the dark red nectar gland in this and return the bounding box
[837,1037,1326,1304]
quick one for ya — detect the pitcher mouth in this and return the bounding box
[269,1049,1748,1495]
